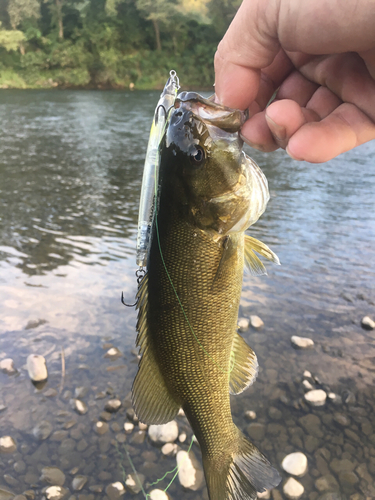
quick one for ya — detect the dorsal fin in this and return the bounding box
[229,332,258,395]
[132,272,180,424]
[244,235,280,276]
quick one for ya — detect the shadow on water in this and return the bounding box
[0,90,375,499]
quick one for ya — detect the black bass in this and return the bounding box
[133,91,281,500]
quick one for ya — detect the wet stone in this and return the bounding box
[100,411,112,422]
[104,347,122,359]
[330,458,356,473]
[44,486,69,500]
[94,421,109,435]
[0,436,17,453]
[283,477,304,499]
[250,315,264,329]
[123,422,134,433]
[125,473,145,494]
[130,430,146,444]
[51,431,69,441]
[0,358,16,375]
[40,467,66,486]
[126,408,139,423]
[44,388,58,397]
[257,491,271,499]
[105,399,122,413]
[304,389,327,407]
[63,420,77,430]
[72,476,87,491]
[237,317,250,332]
[13,496,27,500]
[116,433,126,444]
[74,387,89,399]
[88,485,103,493]
[361,316,375,330]
[333,414,350,427]
[178,432,187,443]
[13,460,26,473]
[148,421,179,444]
[268,407,282,420]
[315,474,339,492]
[77,439,88,452]
[105,482,125,500]
[138,422,148,431]
[26,354,48,382]
[291,336,314,349]
[161,443,178,456]
[338,471,359,490]
[4,475,18,487]
[247,423,265,441]
[148,490,170,500]
[244,410,257,421]
[303,380,314,391]
[177,450,204,491]
[281,452,308,477]
[72,399,88,415]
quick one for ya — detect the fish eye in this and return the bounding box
[190,146,205,167]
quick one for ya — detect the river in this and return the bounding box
[0,89,374,500]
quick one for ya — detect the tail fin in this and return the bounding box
[202,429,281,500]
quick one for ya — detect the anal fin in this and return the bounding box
[229,333,258,395]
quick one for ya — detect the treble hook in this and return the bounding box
[121,268,146,307]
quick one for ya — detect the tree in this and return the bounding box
[136,0,179,51]
[0,22,25,51]
[7,0,40,29]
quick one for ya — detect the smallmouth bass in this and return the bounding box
[133,90,281,499]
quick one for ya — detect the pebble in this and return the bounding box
[26,354,48,382]
[104,347,122,359]
[291,336,314,349]
[247,423,265,440]
[74,386,89,399]
[178,432,187,443]
[130,430,146,444]
[148,490,169,500]
[257,491,271,499]
[40,467,66,486]
[0,488,15,500]
[304,389,327,407]
[250,315,264,329]
[237,317,250,332]
[72,399,88,415]
[176,450,204,491]
[138,422,148,431]
[302,380,314,391]
[281,452,308,477]
[72,475,87,491]
[244,410,257,421]
[105,399,122,413]
[44,388,57,397]
[124,422,134,433]
[126,408,139,423]
[148,421,179,444]
[125,473,145,494]
[0,358,16,375]
[105,482,125,500]
[315,474,339,492]
[44,486,69,500]
[33,420,53,440]
[283,477,304,499]
[303,370,312,378]
[94,421,109,435]
[161,443,178,456]
[0,436,17,453]
[361,316,375,330]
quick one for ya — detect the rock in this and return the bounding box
[125,473,145,494]
[40,467,66,486]
[250,315,264,329]
[0,436,17,453]
[291,336,314,349]
[148,490,169,500]
[44,388,57,397]
[74,386,89,399]
[44,486,69,500]
[315,474,339,492]
[328,393,341,404]
[303,370,312,378]
[257,491,271,499]
[105,399,122,413]
[13,460,26,473]
[33,420,53,440]
[237,317,250,332]
[342,390,356,404]
[268,407,282,420]
[176,450,204,491]
[104,347,122,359]
[338,471,358,489]
[126,408,139,423]
[303,380,314,391]
[130,430,146,444]
[0,488,15,500]
[105,482,125,500]
[0,358,16,375]
[72,399,88,415]
[281,452,308,477]
[26,354,48,382]
[72,475,87,491]
[244,410,257,421]
[178,432,187,443]
[161,443,178,456]
[332,414,350,427]
[361,316,375,330]
[94,421,109,435]
[148,421,178,444]
[283,477,304,499]
[247,423,265,441]
[304,390,327,407]
[138,422,148,431]
[124,422,134,433]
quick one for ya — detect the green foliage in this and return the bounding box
[0,0,240,89]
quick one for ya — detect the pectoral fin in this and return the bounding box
[244,234,280,276]
[132,272,180,424]
[229,332,258,395]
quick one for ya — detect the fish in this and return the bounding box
[132,90,281,500]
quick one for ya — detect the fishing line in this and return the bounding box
[153,139,235,375]
[115,437,195,499]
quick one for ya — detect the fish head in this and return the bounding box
[161,92,269,236]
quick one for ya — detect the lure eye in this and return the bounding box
[190,146,205,167]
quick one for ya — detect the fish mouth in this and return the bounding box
[175,92,246,133]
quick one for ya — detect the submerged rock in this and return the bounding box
[281,452,308,477]
[72,399,88,415]
[237,317,250,332]
[33,420,53,440]
[148,490,170,500]
[125,473,145,494]
[304,389,327,407]
[40,467,66,486]
[105,399,122,413]
[0,436,17,453]
[176,450,204,491]
[361,316,375,330]
[148,421,178,444]
[105,482,125,500]
[250,315,264,329]
[283,477,304,499]
[291,336,314,349]
[0,489,16,500]
[0,358,16,375]
[44,486,69,500]
[71,475,87,491]
[26,354,48,382]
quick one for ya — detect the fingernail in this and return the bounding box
[286,145,300,161]
[265,115,286,142]
[240,134,266,152]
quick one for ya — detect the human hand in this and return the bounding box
[214,0,375,163]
